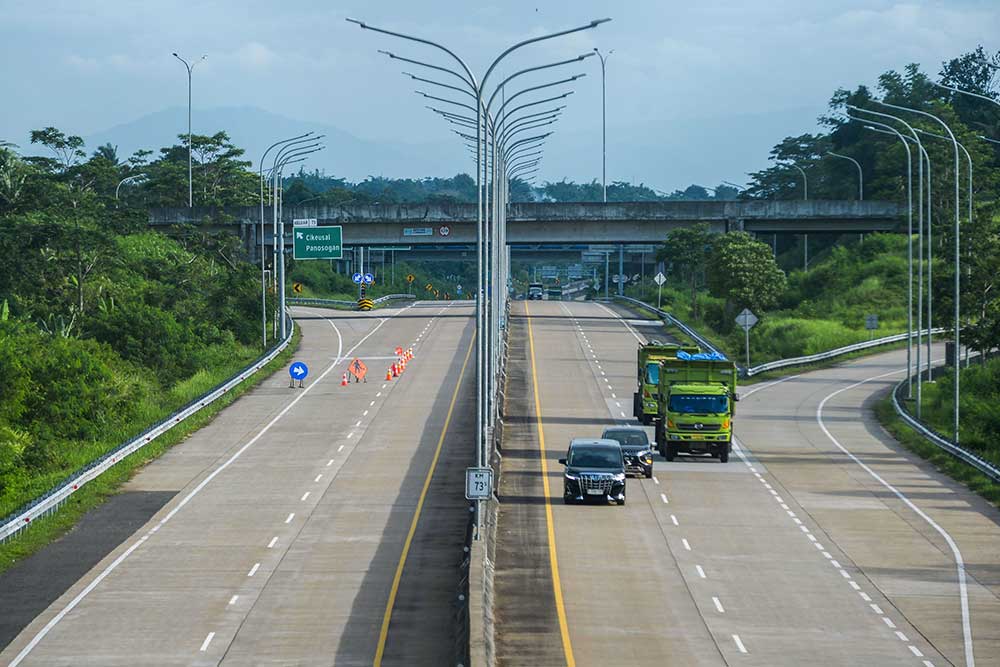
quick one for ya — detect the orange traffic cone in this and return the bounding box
[341,373,348,387]
[386,368,393,381]
[392,363,399,377]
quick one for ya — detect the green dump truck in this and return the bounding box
[633,342,700,425]
[653,352,738,463]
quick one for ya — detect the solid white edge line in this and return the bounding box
[816,364,974,667]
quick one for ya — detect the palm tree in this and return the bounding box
[93,143,120,165]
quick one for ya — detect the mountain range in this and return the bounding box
[83,106,466,181]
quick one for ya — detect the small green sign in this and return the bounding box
[293,225,342,260]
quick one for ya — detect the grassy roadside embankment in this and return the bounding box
[0,326,301,574]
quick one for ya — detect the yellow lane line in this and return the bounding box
[526,302,576,667]
[373,332,476,667]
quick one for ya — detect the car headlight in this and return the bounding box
[612,473,625,482]
[564,473,578,481]
[637,449,651,458]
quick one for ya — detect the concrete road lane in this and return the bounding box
[496,299,999,666]
[1,301,476,667]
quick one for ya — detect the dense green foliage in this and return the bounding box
[631,233,913,363]
[288,257,475,302]
[741,47,1000,357]
[918,358,1000,464]
[280,169,741,205]
[0,130,268,518]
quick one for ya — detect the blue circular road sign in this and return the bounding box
[364,273,375,284]
[352,273,363,284]
[289,361,309,380]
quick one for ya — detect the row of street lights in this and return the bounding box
[347,16,612,537]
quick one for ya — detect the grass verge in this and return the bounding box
[0,325,302,575]
[875,396,1000,508]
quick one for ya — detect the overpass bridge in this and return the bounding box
[149,200,901,258]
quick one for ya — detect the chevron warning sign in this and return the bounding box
[358,298,375,311]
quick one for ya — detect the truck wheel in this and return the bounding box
[719,447,730,463]
[665,443,676,462]
[633,392,641,419]
[617,496,626,506]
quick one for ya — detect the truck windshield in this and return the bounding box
[645,362,659,385]
[668,394,728,414]
[569,447,622,468]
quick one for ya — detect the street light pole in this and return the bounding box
[849,104,930,412]
[258,133,312,348]
[853,118,913,397]
[874,100,964,445]
[594,48,613,202]
[826,151,863,200]
[172,53,206,208]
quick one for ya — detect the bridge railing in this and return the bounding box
[0,313,297,544]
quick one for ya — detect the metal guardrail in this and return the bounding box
[745,328,947,377]
[607,296,723,355]
[891,371,1000,483]
[0,314,297,544]
[288,294,416,309]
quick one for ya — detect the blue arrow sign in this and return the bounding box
[364,273,375,284]
[352,273,363,284]
[289,361,309,380]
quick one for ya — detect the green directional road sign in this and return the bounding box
[293,226,343,260]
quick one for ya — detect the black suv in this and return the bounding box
[601,426,654,478]
[559,438,627,505]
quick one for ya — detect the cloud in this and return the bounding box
[234,42,278,69]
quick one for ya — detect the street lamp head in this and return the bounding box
[578,52,596,61]
[571,73,587,80]
[345,17,366,29]
[377,49,395,58]
[590,18,613,27]
[172,52,178,57]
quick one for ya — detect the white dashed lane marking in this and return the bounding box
[200,632,215,652]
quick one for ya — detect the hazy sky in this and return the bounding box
[2,1,999,190]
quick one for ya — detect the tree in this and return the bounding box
[28,127,86,173]
[657,224,713,319]
[141,132,256,207]
[706,232,787,319]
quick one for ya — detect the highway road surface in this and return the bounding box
[1,301,476,666]
[496,299,1000,667]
